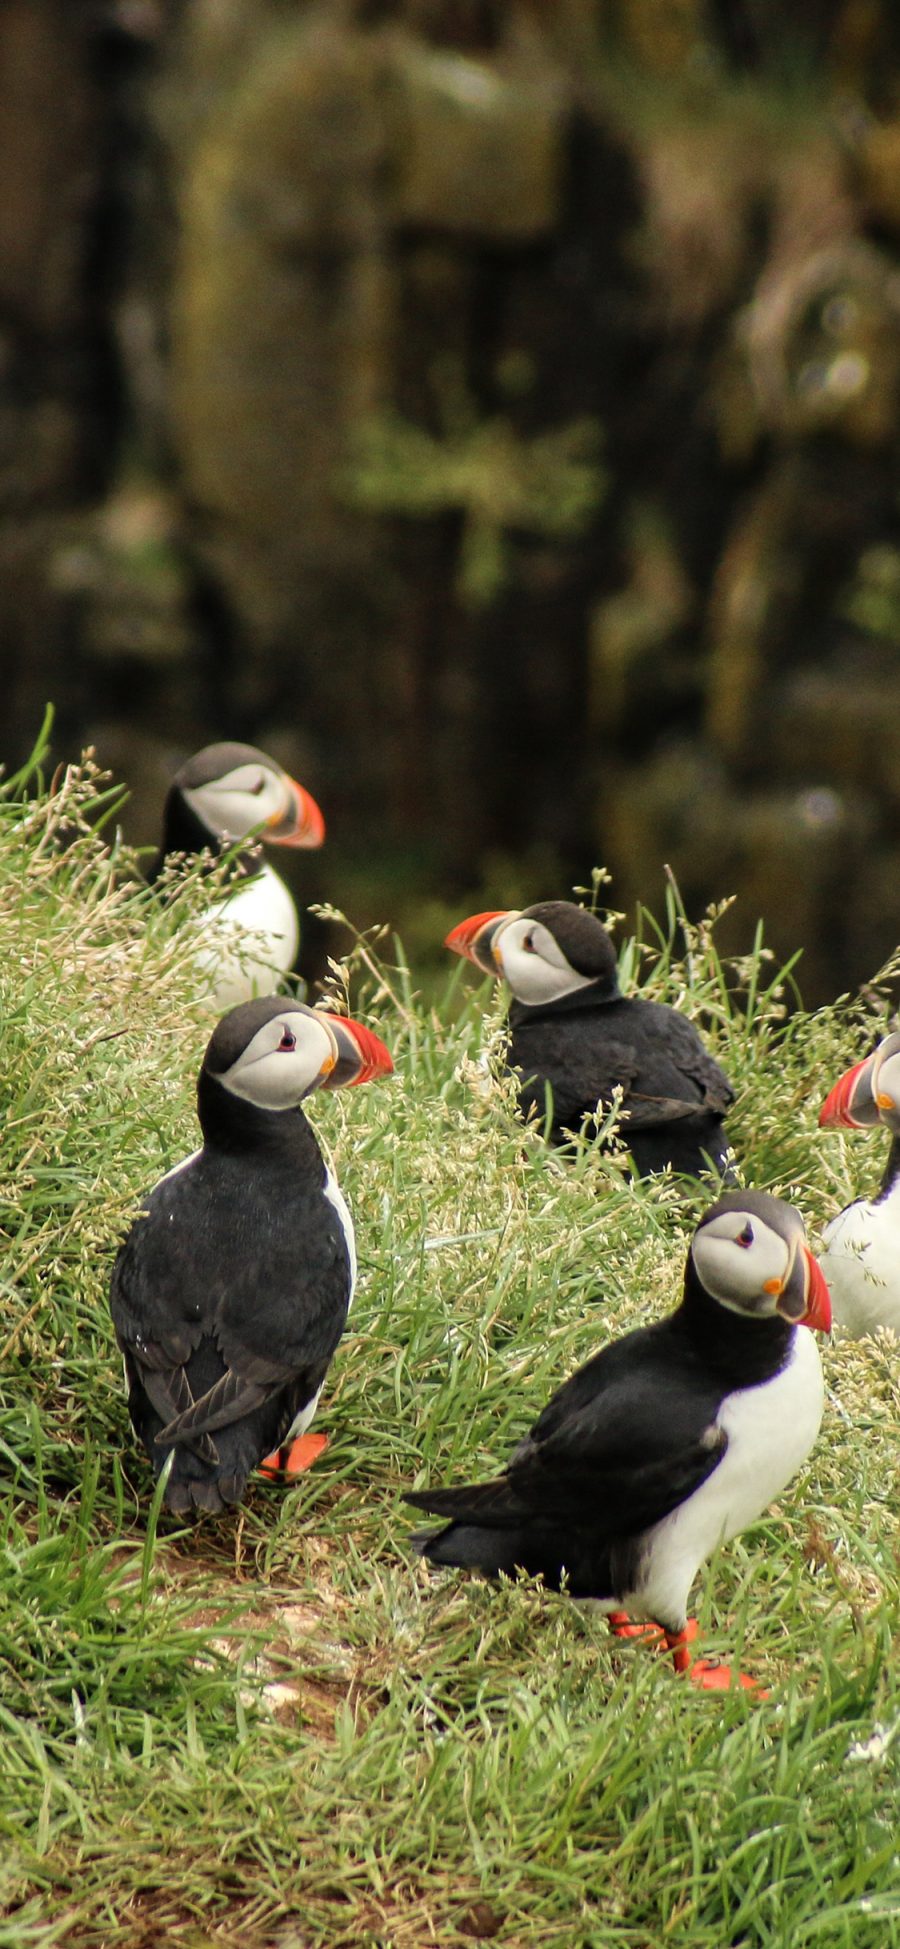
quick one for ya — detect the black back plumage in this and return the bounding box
[110,1055,352,1513]
[508,990,734,1174]
[503,905,733,1174]
[408,1252,795,1613]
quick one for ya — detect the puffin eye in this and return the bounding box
[249,776,266,795]
[522,932,537,953]
[277,1028,296,1052]
[736,1223,754,1249]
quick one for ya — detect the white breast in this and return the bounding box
[284,1382,325,1443]
[193,864,300,1009]
[323,1166,357,1308]
[279,1170,355,1447]
[819,1193,900,1340]
[629,1326,824,1630]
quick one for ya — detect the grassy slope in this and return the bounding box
[0,755,897,1949]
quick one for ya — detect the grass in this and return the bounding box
[0,740,898,1948]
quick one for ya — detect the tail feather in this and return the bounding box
[411,1519,537,1577]
[405,1479,524,1529]
[408,1481,616,1596]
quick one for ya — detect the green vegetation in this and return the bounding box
[341,361,605,608]
[0,747,897,1948]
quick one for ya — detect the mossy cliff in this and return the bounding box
[2,1,900,997]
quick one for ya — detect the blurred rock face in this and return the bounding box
[0,1,103,738]
[3,0,900,1000]
[171,17,391,645]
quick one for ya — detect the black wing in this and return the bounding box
[509,1003,732,1138]
[408,1323,727,1543]
[110,1153,352,1447]
[617,1003,733,1128]
[110,1177,212,1430]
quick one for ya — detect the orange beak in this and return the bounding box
[266,778,326,849]
[772,1242,831,1334]
[799,1246,832,1335]
[818,1055,874,1129]
[444,910,512,975]
[319,1015,394,1088]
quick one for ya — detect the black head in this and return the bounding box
[201,997,393,1113]
[158,742,325,860]
[445,899,619,1006]
[520,903,619,986]
[690,1189,831,1333]
[175,742,277,794]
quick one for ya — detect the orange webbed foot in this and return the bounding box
[664,1618,701,1673]
[609,1616,766,1694]
[664,1622,768,1695]
[258,1432,329,1480]
[607,1610,665,1644]
[689,1657,769,1698]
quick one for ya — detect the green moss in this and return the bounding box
[341,392,605,607]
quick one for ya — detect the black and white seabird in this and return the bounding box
[446,900,735,1177]
[150,741,326,1008]
[817,1029,900,1339]
[408,1190,830,1689]
[109,996,393,1513]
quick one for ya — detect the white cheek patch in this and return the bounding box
[497,918,597,1006]
[875,1050,900,1118]
[184,764,285,841]
[219,1013,333,1109]
[692,1214,790,1314]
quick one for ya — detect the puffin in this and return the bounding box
[109,995,393,1514]
[817,1029,900,1339]
[408,1190,831,1689]
[446,900,735,1177]
[149,741,326,1008]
